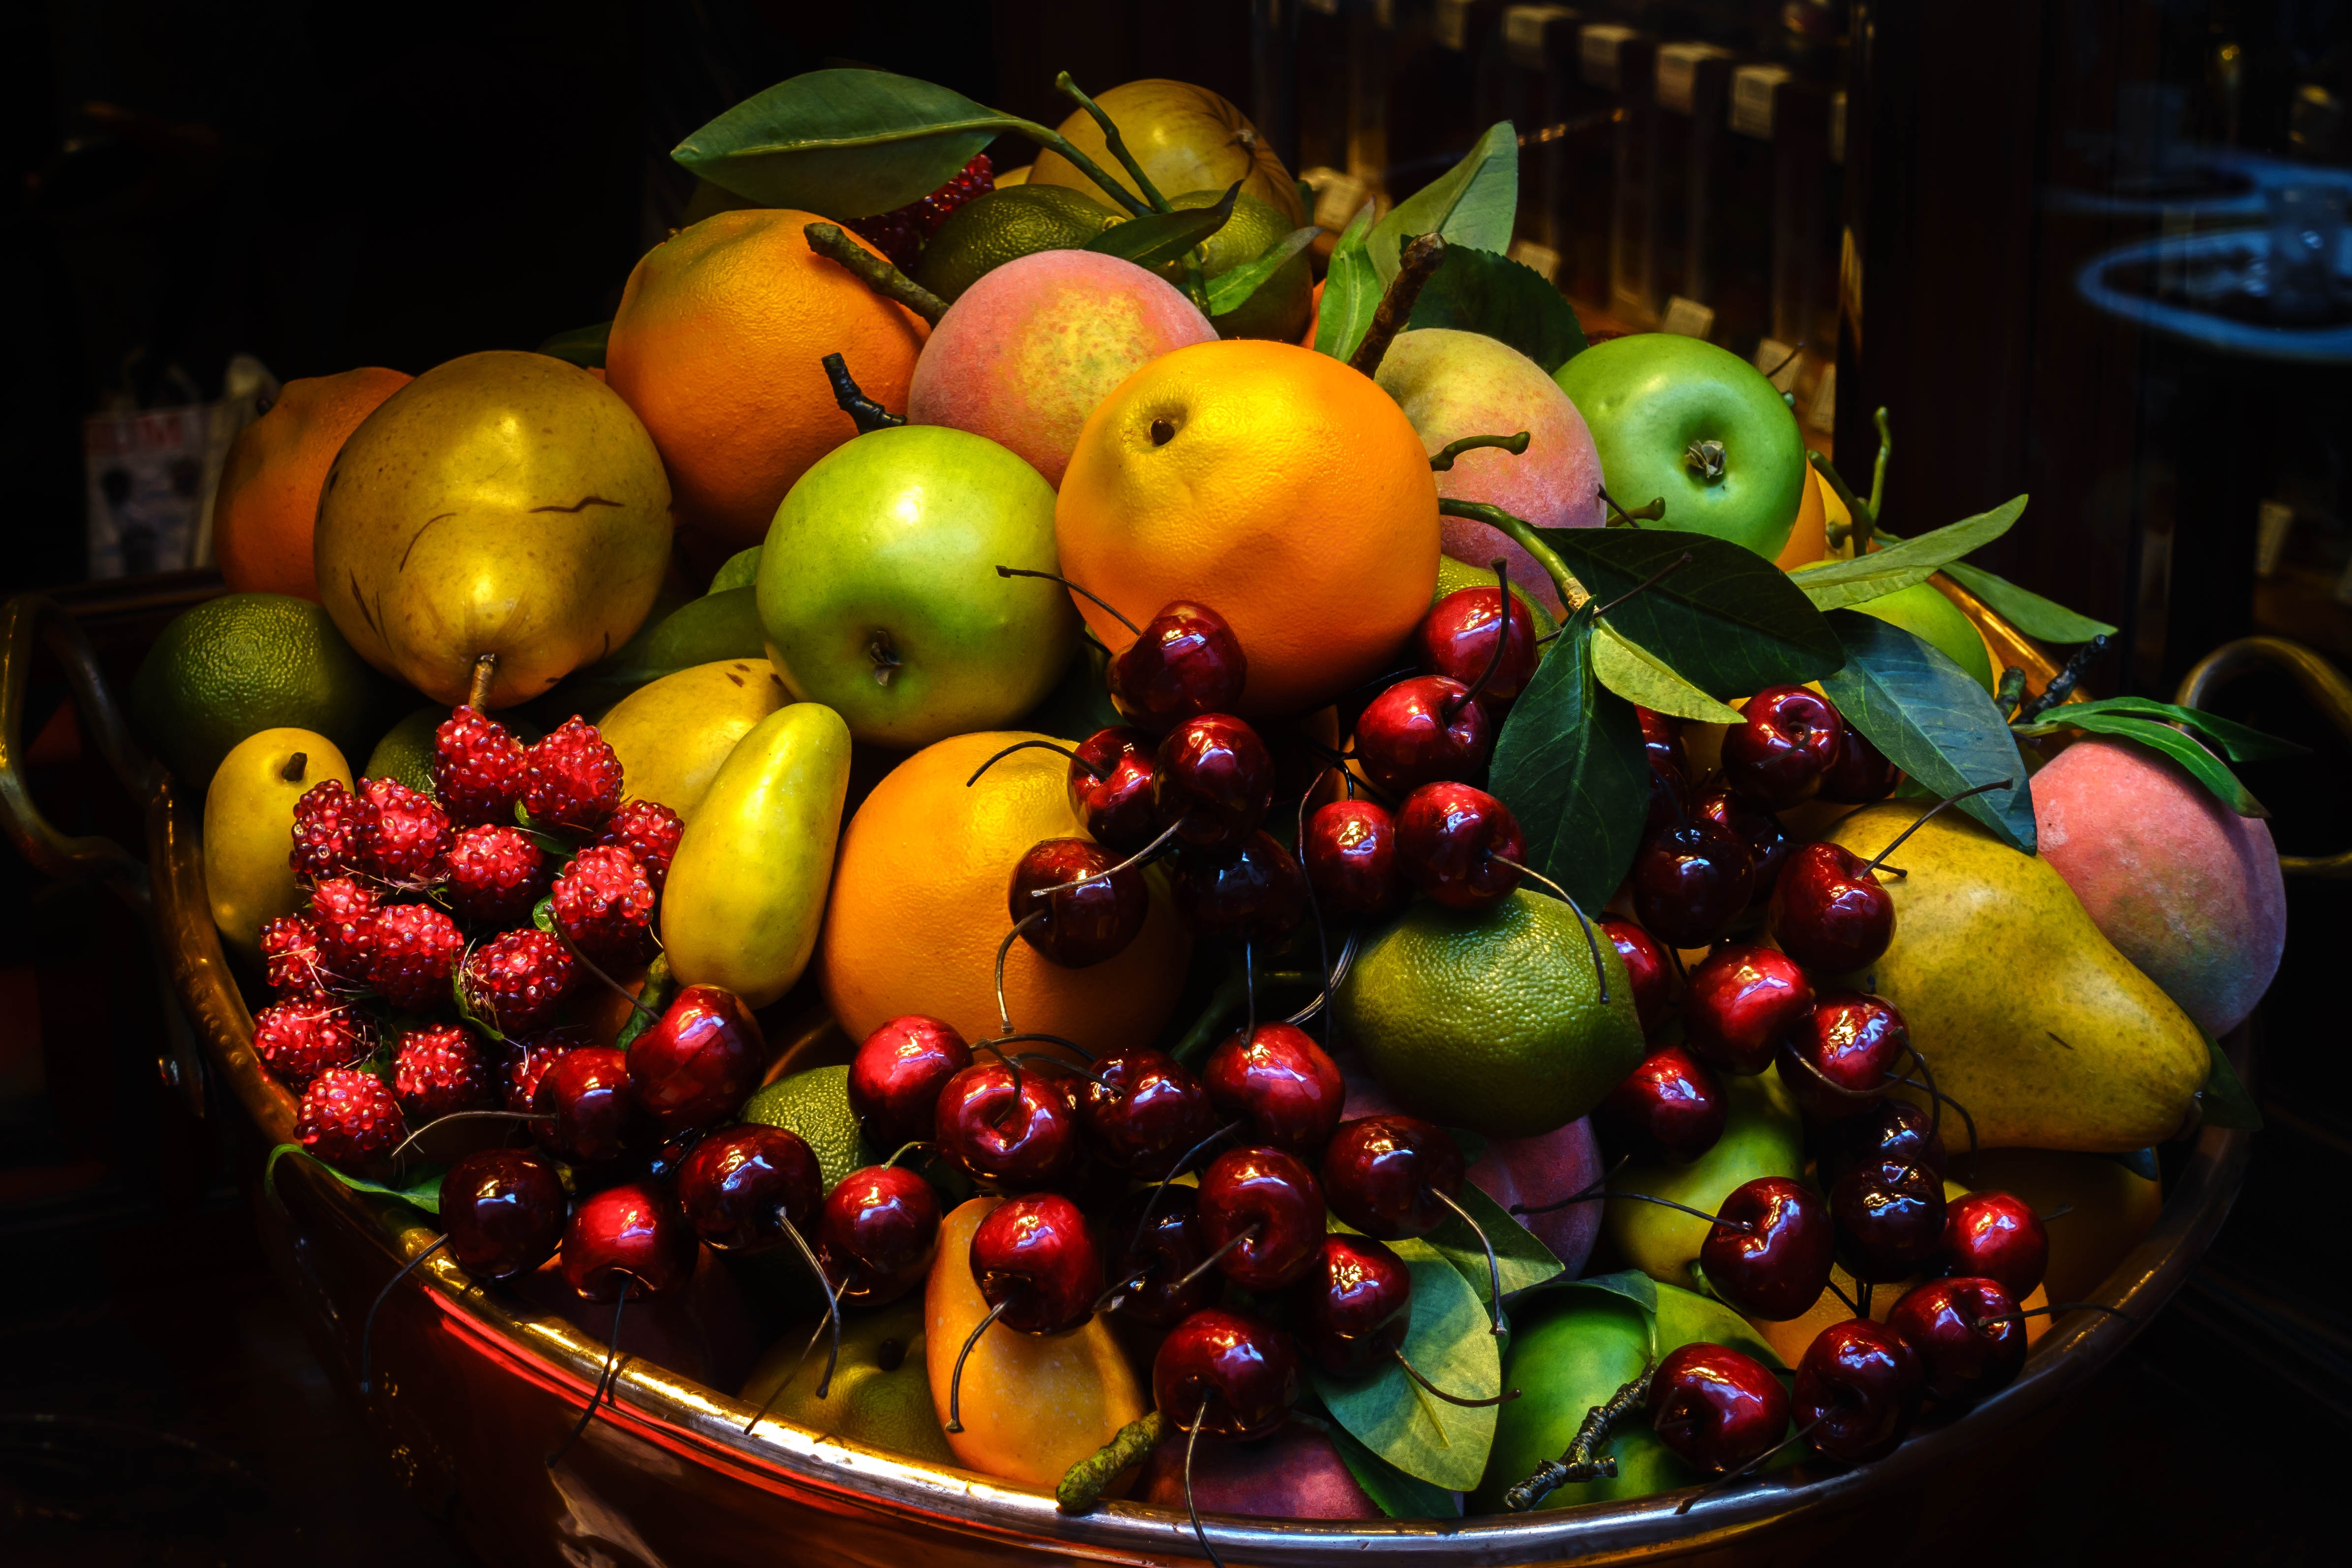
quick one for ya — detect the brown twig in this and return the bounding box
[820,353,907,433]
[1504,1365,1654,1508]
[802,222,947,325]
[1348,233,1448,379]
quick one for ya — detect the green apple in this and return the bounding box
[756,426,1078,749]
[1854,580,1997,692]
[1602,1070,1805,1290]
[1554,334,1806,560]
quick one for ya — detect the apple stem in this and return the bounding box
[1590,550,1694,620]
[1346,232,1448,380]
[994,564,1145,637]
[1673,1414,1830,1515]
[801,222,947,324]
[1181,1390,1228,1568]
[1052,72,1174,214]
[1502,1363,1653,1507]
[547,1271,638,1467]
[1439,497,1592,610]
[1429,431,1531,471]
[1443,557,1516,723]
[1392,1343,1521,1407]
[776,1217,843,1401]
[280,750,307,783]
[1029,816,1183,898]
[819,351,908,433]
[357,1233,449,1395]
[467,653,497,713]
[942,1296,1013,1434]
[965,737,1108,787]
[1492,854,1610,1006]
[1430,1185,1509,1335]
[1859,778,2012,877]
[388,1108,552,1168]
[993,910,1049,1038]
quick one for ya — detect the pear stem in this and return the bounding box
[1860,779,2012,877]
[468,654,497,713]
[994,565,1143,637]
[280,751,308,783]
[1430,431,1531,471]
[820,351,907,433]
[1439,497,1592,611]
[1347,232,1448,380]
[801,223,947,324]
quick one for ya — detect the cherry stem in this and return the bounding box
[778,1218,842,1400]
[1429,430,1531,471]
[1673,1414,1829,1515]
[547,1272,638,1467]
[1596,485,1667,526]
[819,351,908,432]
[1902,1044,1978,1174]
[881,1140,932,1169]
[467,653,497,714]
[2040,1204,2076,1223]
[389,1108,550,1167]
[966,738,1106,787]
[1492,855,1610,1005]
[1859,1279,1873,1318]
[994,910,1048,1038]
[358,1234,449,1394]
[1295,735,1396,806]
[1970,1301,2132,1330]
[1090,1263,1155,1316]
[1347,231,1448,379]
[550,922,662,1025]
[1430,1186,1508,1334]
[1825,1276,1863,1317]
[994,565,1142,637]
[1125,1121,1246,1257]
[1240,939,1256,1058]
[1513,1187,1753,1233]
[1297,785,1335,1048]
[1182,1390,1228,1568]
[1392,1342,1521,1407]
[978,1030,1098,1064]
[943,1296,1013,1434]
[1174,1225,1260,1292]
[1031,816,1183,897]
[1511,1153,1629,1219]
[1590,550,1694,620]
[1443,557,1515,722]
[1860,779,2012,877]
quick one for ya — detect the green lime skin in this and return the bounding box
[914,185,1121,304]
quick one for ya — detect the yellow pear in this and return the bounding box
[1824,803,2207,1152]
[597,657,790,821]
[203,727,351,956]
[314,350,672,708]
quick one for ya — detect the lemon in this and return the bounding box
[913,185,1120,304]
[1335,890,1644,1137]
[739,1296,956,1465]
[365,707,443,794]
[1164,188,1311,342]
[738,1065,883,1191]
[203,728,352,956]
[132,592,391,789]
[1434,553,1559,637]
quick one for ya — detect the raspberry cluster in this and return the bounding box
[845,153,995,271]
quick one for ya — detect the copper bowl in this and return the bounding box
[0,583,2258,1567]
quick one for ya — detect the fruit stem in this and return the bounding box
[1860,778,2012,877]
[943,1296,1013,1433]
[388,1108,551,1167]
[1443,558,1516,722]
[358,1233,449,1394]
[1057,1408,1175,1514]
[776,1218,843,1401]
[1031,816,1183,898]
[1391,1342,1521,1406]
[2012,634,2111,723]
[551,925,664,1025]
[965,737,1107,787]
[1429,431,1531,471]
[1673,1414,1829,1515]
[1293,735,1394,805]
[547,1272,638,1467]
[1994,665,2028,719]
[1123,1120,1245,1255]
[977,1030,1100,1064]
[1053,72,1173,213]
[1090,1262,1155,1316]
[1597,485,1667,525]
[1900,1045,1979,1175]
[1296,787,1335,1049]
[1968,1301,2132,1330]
[1590,551,1694,621]
[820,351,908,433]
[801,222,949,324]
[994,910,1049,1037]
[1347,232,1447,379]
[1003,118,1152,216]
[1870,407,1893,522]
[1502,1363,1653,1507]
[995,565,1144,637]
[280,751,307,783]
[1181,1390,1228,1568]
[1512,1188,1753,1232]
[468,654,497,713]
[1825,1276,1863,1317]
[1808,452,1875,553]
[1439,498,1592,611]
[1492,854,1610,1005]
[881,1140,933,1169]
[1173,1224,1258,1291]
[1429,1185,1508,1335]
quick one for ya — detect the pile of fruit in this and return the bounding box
[162,61,2293,1544]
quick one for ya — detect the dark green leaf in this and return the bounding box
[531,896,557,936]
[1940,561,2118,643]
[537,321,610,369]
[1308,1238,1501,1489]
[1369,123,1517,283]
[1424,1180,1564,1303]
[1489,609,1650,914]
[2049,698,2307,763]
[1206,225,1320,315]
[1591,626,1744,723]
[1820,610,2037,850]
[264,1143,445,1214]
[673,69,1017,216]
[2198,1031,2262,1131]
[1312,201,1382,360]
[1086,183,1240,268]
[1653,1277,1789,1370]
[1557,1268,1658,1315]
[1536,527,1846,697]
[1293,1391,1461,1518]
[1789,496,2027,612]
[1402,246,1586,372]
[2024,710,2266,817]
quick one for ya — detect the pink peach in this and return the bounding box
[1139,1419,1380,1519]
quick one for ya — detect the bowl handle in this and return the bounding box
[2176,634,2352,880]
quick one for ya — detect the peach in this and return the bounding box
[905,249,1216,486]
[1139,1419,1380,1518]
[2033,735,2285,1037]
[1375,328,1606,615]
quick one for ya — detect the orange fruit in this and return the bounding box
[605,209,929,551]
[819,731,1191,1058]
[1774,460,1829,570]
[1054,339,1440,716]
[213,368,410,600]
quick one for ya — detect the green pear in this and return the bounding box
[1823,803,2208,1151]
[315,350,673,708]
[1853,581,1995,692]
[739,1297,957,1467]
[1603,1071,1805,1291]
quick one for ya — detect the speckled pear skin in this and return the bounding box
[1825,802,2209,1153]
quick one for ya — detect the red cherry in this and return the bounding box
[1831,1158,1948,1283]
[1154,714,1275,849]
[1152,1307,1300,1440]
[1352,675,1493,796]
[1599,919,1673,1037]
[816,1164,941,1306]
[675,1125,823,1252]
[1777,993,1910,1120]
[1769,841,1894,974]
[1692,782,1793,907]
[1886,1276,2028,1403]
[441,1148,566,1279]
[1302,799,1405,919]
[1068,727,1161,853]
[1415,585,1539,718]
[1318,1115,1466,1239]
[1395,782,1526,912]
[1681,946,1815,1075]
[1197,1145,1327,1291]
[558,1182,698,1300]
[1794,1318,1924,1460]
[1169,830,1306,941]
[1648,1342,1791,1474]
[1079,1047,1217,1179]
[934,1062,1080,1188]
[1008,837,1149,967]
[626,984,764,1135]
[1636,706,1688,778]
[1099,1184,1222,1326]
[1817,1099,1948,1190]
[1597,1045,1728,1163]
[1721,685,1846,808]
[1203,1023,1345,1155]
[1818,720,1899,803]
[848,1015,973,1150]
[1699,1176,1835,1321]
[1108,602,1249,730]
[1940,1191,2048,1300]
[1629,819,1754,948]
[1295,1233,1411,1377]
[970,1192,1102,1333]
[535,1047,647,1166]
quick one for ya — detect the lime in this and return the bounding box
[364,706,443,794]
[738,1065,884,1191]
[1335,890,1644,1138]
[131,592,394,791]
[738,1296,956,1465]
[913,185,1120,303]
[1434,553,1558,638]
[1164,188,1311,341]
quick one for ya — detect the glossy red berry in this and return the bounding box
[1169,831,1306,941]
[1008,838,1148,967]
[1831,1158,1948,1283]
[1818,720,1899,803]
[1068,727,1160,854]
[533,1046,646,1166]
[970,1192,1101,1334]
[1629,818,1754,949]
[1598,919,1673,1037]
[1099,1185,1221,1327]
[1885,1276,2027,1403]
[1154,714,1275,850]
[1721,685,1846,808]
[848,1015,972,1150]
[1353,675,1492,796]
[1152,1307,1300,1440]
[1681,946,1815,1075]
[1777,993,1910,1120]
[1318,1116,1465,1239]
[1770,841,1895,975]
[845,151,992,269]
[626,984,764,1134]
[676,1125,823,1252]
[1203,1023,1345,1155]
[934,1062,1079,1189]
[818,1164,942,1307]
[1079,1047,1216,1179]
[1700,1177,1835,1322]
[1816,1099,1947,1189]
[1794,1317,1924,1461]
[1396,782,1525,911]
[1197,1144,1326,1291]
[1648,1341,1791,1474]
[1415,585,1539,718]
[440,1147,567,1279]
[1636,706,1688,778]
[1692,782,1792,907]
[1940,1191,2048,1300]
[1301,798,1405,919]
[558,1182,698,1300]
[1296,1232,1412,1377]
[1107,602,1250,730]
[1597,1045,1728,1163]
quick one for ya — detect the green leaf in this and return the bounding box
[1819,610,2037,850]
[672,69,1017,216]
[1368,123,1518,284]
[1294,1391,1461,1519]
[2017,710,2266,818]
[1652,1279,1789,1370]
[1592,625,1744,723]
[2047,697,2307,763]
[1489,609,1651,914]
[1536,527,1846,697]
[531,895,557,935]
[537,321,611,370]
[1206,225,1320,315]
[1939,561,2117,643]
[1401,246,1586,372]
[1789,496,2027,612]
[264,1143,445,1215]
[613,953,673,1052]
[1308,1238,1502,1490]
[1556,1268,1659,1315]
[1312,201,1382,360]
[2198,1031,2261,1131]
[1423,1181,1564,1304]
[1086,182,1240,268]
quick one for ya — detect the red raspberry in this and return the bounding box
[355,776,453,884]
[550,846,656,964]
[289,778,364,881]
[258,913,332,998]
[295,1067,407,1168]
[460,929,578,1036]
[500,1029,589,1113]
[433,706,528,828]
[254,998,370,1086]
[392,1023,495,1122]
[847,152,995,270]
[367,903,466,1011]
[307,877,381,975]
[523,717,623,834]
[443,824,549,926]
[598,799,684,894]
